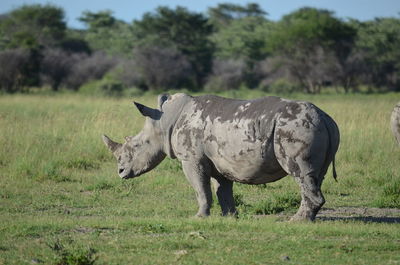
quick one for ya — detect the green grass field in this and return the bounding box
[1,91,400,264]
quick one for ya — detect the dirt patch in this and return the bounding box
[316,207,400,223]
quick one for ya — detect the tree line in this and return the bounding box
[0,3,399,94]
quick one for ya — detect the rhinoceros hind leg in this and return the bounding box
[212,176,237,216]
[290,173,325,222]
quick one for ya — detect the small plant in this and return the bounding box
[252,192,300,215]
[64,158,99,170]
[373,180,400,208]
[48,239,97,265]
[142,223,168,234]
[233,193,246,207]
[41,161,72,182]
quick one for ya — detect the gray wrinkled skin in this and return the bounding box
[391,103,400,146]
[103,93,340,221]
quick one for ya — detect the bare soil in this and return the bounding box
[315,207,400,223]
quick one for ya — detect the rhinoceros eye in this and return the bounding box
[118,156,121,162]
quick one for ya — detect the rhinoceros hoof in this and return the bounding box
[195,212,210,218]
[290,210,316,222]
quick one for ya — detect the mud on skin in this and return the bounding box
[103,93,340,221]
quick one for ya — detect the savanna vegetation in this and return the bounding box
[1,2,400,265]
[0,91,399,264]
[0,3,400,94]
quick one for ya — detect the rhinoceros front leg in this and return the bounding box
[181,160,213,217]
[211,176,236,216]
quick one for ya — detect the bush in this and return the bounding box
[0,49,31,92]
[373,180,400,208]
[261,78,298,94]
[112,59,145,90]
[132,46,194,90]
[40,48,77,91]
[251,192,300,215]
[205,59,247,91]
[65,51,117,90]
[79,77,123,97]
[49,239,97,265]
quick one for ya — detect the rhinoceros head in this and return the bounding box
[102,94,169,179]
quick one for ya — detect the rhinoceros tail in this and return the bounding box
[320,111,340,182]
[332,156,337,182]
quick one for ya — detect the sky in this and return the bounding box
[1,0,400,29]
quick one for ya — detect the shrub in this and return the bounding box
[0,49,31,92]
[112,59,145,89]
[205,59,247,91]
[262,78,298,94]
[48,239,97,265]
[373,180,400,208]
[40,48,77,91]
[132,46,194,90]
[251,192,300,215]
[65,51,117,90]
[79,77,123,97]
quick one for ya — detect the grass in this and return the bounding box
[0,91,400,264]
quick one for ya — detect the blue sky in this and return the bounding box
[1,0,399,28]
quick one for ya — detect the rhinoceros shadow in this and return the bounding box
[316,216,400,224]
[315,207,400,224]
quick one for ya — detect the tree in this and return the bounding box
[208,3,267,28]
[266,8,356,93]
[40,48,77,90]
[211,16,272,62]
[79,10,116,28]
[353,18,400,91]
[132,46,193,90]
[78,10,134,56]
[65,51,117,90]
[205,59,247,91]
[132,6,214,88]
[0,4,66,50]
[0,49,30,92]
[0,4,69,91]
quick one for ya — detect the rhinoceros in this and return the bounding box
[391,103,400,145]
[103,93,340,221]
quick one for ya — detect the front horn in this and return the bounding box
[102,135,122,153]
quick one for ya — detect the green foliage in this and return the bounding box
[0,4,66,50]
[353,18,400,90]
[132,6,214,87]
[49,239,97,265]
[0,4,89,92]
[252,192,300,215]
[211,16,272,62]
[208,2,267,29]
[1,3,400,93]
[262,78,298,94]
[86,180,114,191]
[265,7,357,93]
[374,180,400,208]
[79,10,116,29]
[78,76,124,97]
[79,10,134,56]
[64,158,100,170]
[268,8,355,53]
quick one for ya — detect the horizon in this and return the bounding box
[1,0,400,29]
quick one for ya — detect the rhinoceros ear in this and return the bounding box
[134,102,162,120]
[157,93,170,111]
[102,135,121,153]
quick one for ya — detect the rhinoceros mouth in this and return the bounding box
[119,169,135,179]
